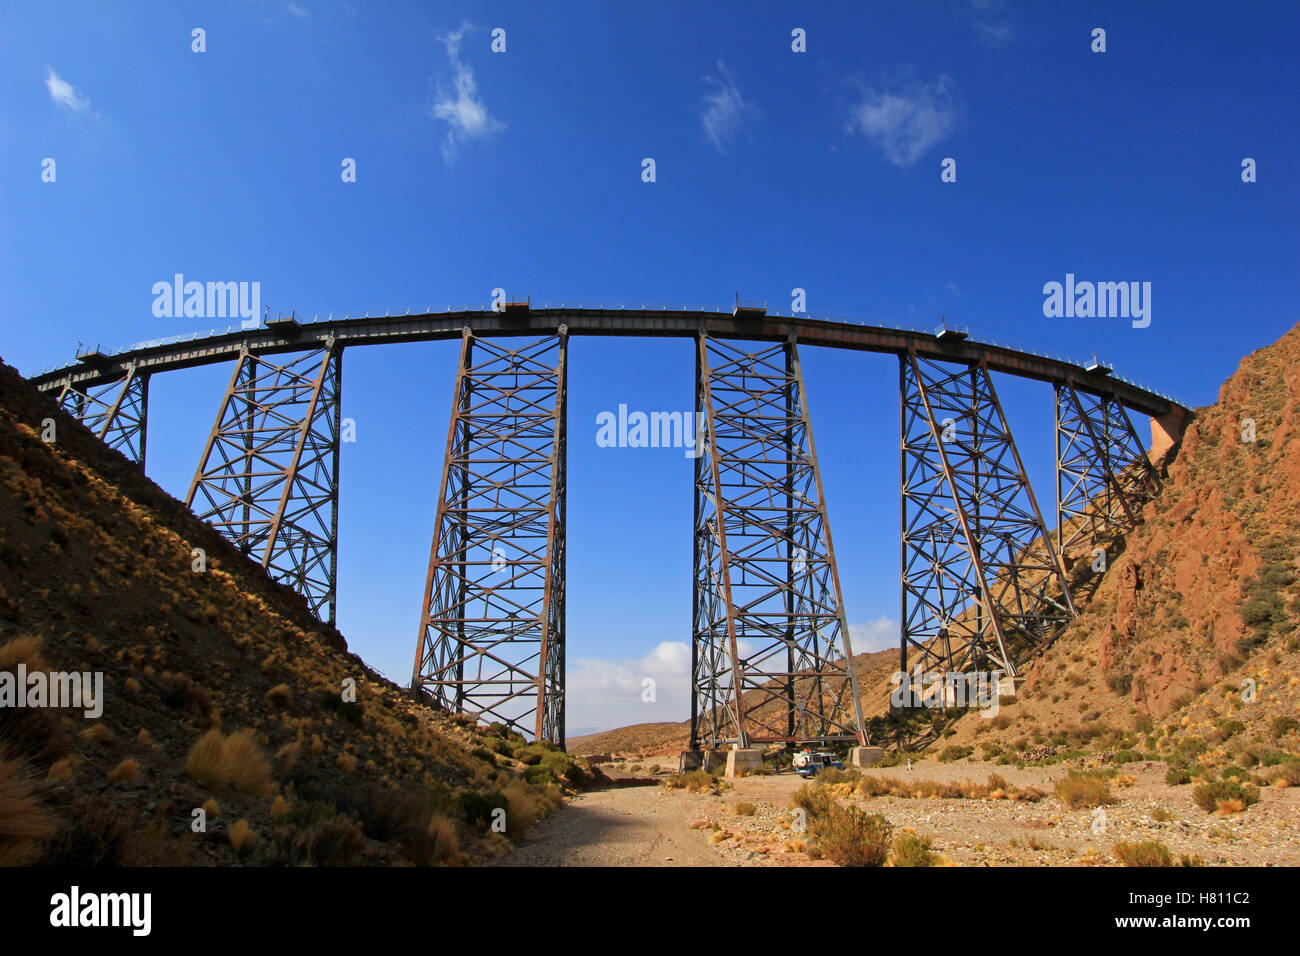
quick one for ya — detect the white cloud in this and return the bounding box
[431,23,504,162]
[846,73,959,167]
[850,616,898,652]
[287,2,309,18]
[45,67,90,112]
[565,640,691,736]
[700,61,759,153]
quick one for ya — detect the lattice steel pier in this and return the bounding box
[692,334,865,748]
[411,331,568,743]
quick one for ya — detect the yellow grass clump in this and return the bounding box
[185,728,275,797]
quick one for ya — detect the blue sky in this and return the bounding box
[2,1,1297,735]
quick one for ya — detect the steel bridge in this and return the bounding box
[28,305,1188,749]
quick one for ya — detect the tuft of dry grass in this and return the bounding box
[426,814,461,865]
[265,684,291,708]
[228,819,256,854]
[185,728,275,797]
[107,758,139,784]
[0,752,55,865]
[1054,771,1115,809]
[0,635,47,673]
[337,753,358,774]
[1113,839,1175,867]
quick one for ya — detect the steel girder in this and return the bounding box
[900,354,1075,682]
[412,331,568,744]
[57,362,149,466]
[1055,383,1161,555]
[692,335,865,749]
[186,341,342,623]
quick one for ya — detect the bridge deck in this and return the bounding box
[28,308,1183,416]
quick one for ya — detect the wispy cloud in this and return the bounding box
[850,616,898,653]
[845,73,959,167]
[286,2,309,18]
[971,0,1015,50]
[45,67,90,113]
[699,61,759,153]
[565,641,691,735]
[430,23,503,163]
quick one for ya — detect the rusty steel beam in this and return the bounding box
[185,340,342,622]
[692,334,865,748]
[412,331,568,744]
[1055,382,1161,557]
[56,361,149,467]
[900,353,1075,685]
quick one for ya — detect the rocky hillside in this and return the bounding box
[936,320,1300,765]
[0,356,593,867]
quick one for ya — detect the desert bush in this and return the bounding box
[403,813,462,866]
[0,752,55,865]
[228,819,256,854]
[810,804,891,867]
[938,745,972,763]
[185,728,275,797]
[1192,780,1259,814]
[1113,839,1175,867]
[163,672,215,726]
[38,802,184,866]
[663,769,724,794]
[890,831,936,867]
[269,816,366,866]
[733,801,757,817]
[1054,771,1115,809]
[107,758,139,784]
[265,684,292,708]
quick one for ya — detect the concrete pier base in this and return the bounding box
[850,746,886,768]
[701,750,726,773]
[678,749,703,772]
[725,748,763,778]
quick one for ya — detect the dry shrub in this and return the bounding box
[1054,771,1115,809]
[228,819,256,854]
[0,752,55,865]
[186,728,275,797]
[0,635,46,673]
[1113,839,1175,867]
[890,830,937,867]
[107,758,139,784]
[337,753,358,774]
[38,802,186,866]
[270,816,366,866]
[422,814,462,865]
[271,795,291,820]
[733,801,757,816]
[265,684,291,708]
[163,672,215,726]
[810,803,892,867]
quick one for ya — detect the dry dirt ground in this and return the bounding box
[489,758,1300,867]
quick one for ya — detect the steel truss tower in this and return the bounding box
[412,331,568,744]
[692,335,865,749]
[57,361,149,466]
[186,341,343,623]
[1055,382,1161,555]
[900,354,1075,682]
